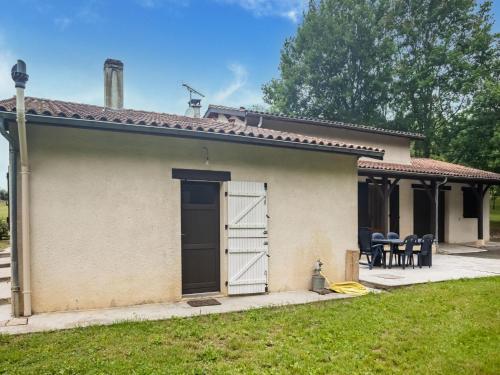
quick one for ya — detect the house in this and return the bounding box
[0,59,498,317]
[205,105,500,245]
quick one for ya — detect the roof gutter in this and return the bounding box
[0,112,385,160]
[11,60,31,317]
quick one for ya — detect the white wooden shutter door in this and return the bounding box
[227,181,268,295]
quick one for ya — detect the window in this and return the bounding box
[463,188,478,218]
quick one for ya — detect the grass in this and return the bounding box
[1,278,499,374]
[491,196,500,239]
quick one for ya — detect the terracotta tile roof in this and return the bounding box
[358,158,500,182]
[205,104,425,140]
[0,97,384,157]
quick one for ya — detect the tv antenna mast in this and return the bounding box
[182,83,205,101]
[182,83,205,118]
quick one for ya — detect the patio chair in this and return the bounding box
[358,227,383,270]
[387,232,399,239]
[372,232,386,267]
[386,232,400,267]
[400,235,418,269]
[417,234,434,268]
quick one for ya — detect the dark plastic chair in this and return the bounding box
[400,235,418,269]
[358,228,383,270]
[371,233,386,267]
[418,234,434,268]
[387,232,399,239]
[386,232,400,267]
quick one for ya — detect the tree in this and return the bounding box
[444,78,499,173]
[264,0,498,161]
[263,0,395,126]
[390,0,498,157]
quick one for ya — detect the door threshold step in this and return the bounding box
[182,291,223,300]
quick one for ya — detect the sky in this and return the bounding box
[0,0,498,189]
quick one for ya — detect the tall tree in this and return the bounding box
[390,0,497,156]
[263,0,395,126]
[264,0,498,160]
[444,77,500,173]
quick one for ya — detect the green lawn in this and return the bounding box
[1,278,499,374]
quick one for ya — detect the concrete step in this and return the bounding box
[0,267,10,281]
[0,303,10,322]
[0,280,10,297]
[0,281,10,305]
[0,263,10,268]
[0,252,9,259]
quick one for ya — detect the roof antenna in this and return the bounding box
[182,83,205,118]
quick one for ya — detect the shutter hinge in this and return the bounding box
[265,285,268,293]
[225,248,228,254]
[225,224,228,230]
[264,182,267,190]
[225,281,228,286]
[225,191,228,197]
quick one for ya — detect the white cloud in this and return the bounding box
[283,9,299,23]
[54,16,72,31]
[213,63,248,102]
[208,63,264,109]
[217,0,307,22]
[135,0,190,8]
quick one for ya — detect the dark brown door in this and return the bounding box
[413,189,445,242]
[181,181,220,294]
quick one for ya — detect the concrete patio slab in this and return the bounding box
[0,290,357,335]
[360,253,500,289]
[438,243,486,254]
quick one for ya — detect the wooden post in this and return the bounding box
[381,177,389,235]
[432,180,439,240]
[345,250,359,282]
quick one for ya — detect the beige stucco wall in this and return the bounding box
[25,123,359,313]
[261,119,412,164]
[445,183,490,244]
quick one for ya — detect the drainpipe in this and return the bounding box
[11,60,31,316]
[0,120,20,316]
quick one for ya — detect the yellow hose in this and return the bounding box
[320,272,369,295]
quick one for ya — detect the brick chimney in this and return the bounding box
[104,59,123,109]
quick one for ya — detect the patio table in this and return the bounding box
[372,238,404,268]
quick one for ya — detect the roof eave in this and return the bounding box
[358,167,500,185]
[0,112,385,160]
[246,112,425,140]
